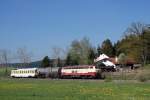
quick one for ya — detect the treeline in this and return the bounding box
[0,22,149,68]
[45,22,150,67]
[115,22,150,65]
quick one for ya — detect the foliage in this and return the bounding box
[115,22,150,65]
[100,39,115,57]
[65,53,72,65]
[66,37,96,65]
[96,45,101,56]
[41,56,50,67]
[88,48,96,64]
[118,53,126,65]
[135,70,149,82]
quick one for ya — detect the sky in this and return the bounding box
[0,0,150,62]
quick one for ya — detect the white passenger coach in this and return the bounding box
[11,68,38,78]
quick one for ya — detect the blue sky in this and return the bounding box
[0,0,150,62]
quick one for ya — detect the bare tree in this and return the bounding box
[0,49,11,75]
[17,47,32,67]
[51,47,65,67]
[125,22,146,36]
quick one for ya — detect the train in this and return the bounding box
[10,54,117,79]
[10,66,102,79]
[10,65,116,79]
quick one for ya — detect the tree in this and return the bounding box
[123,22,150,66]
[68,40,81,65]
[101,39,115,57]
[125,22,146,36]
[88,48,96,64]
[51,47,65,67]
[0,49,11,75]
[66,37,94,65]
[118,53,127,67]
[57,57,62,67]
[17,47,32,67]
[96,45,101,57]
[118,53,127,80]
[116,34,141,63]
[41,56,50,67]
[141,28,150,64]
[65,53,72,65]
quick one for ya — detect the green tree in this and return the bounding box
[88,48,96,64]
[65,53,72,65]
[119,22,150,65]
[116,34,141,62]
[118,53,127,67]
[118,53,127,80]
[97,45,101,56]
[69,40,81,65]
[41,56,50,67]
[66,37,94,65]
[141,28,150,64]
[101,39,115,57]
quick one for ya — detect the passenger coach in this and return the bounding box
[11,68,38,78]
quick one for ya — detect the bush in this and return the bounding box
[137,74,148,82]
[135,70,149,82]
[104,73,112,82]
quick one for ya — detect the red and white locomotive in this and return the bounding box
[60,65,101,78]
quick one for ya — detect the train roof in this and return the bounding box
[62,65,94,69]
[13,68,38,71]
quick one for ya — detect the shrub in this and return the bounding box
[137,74,148,82]
[135,70,149,82]
[104,73,112,82]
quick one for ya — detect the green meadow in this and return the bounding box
[0,78,150,100]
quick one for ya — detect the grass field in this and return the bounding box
[0,78,150,100]
[0,66,150,100]
[0,67,13,77]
